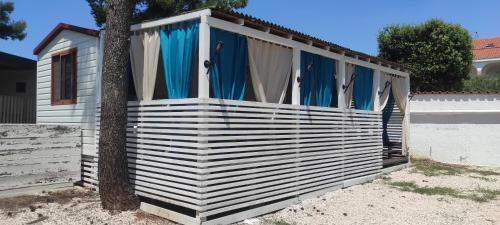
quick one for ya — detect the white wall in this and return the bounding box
[0,124,81,196]
[36,30,99,156]
[410,94,500,166]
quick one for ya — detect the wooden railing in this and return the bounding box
[116,98,382,225]
[0,95,35,124]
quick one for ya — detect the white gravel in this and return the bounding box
[241,166,500,225]
[1,164,499,225]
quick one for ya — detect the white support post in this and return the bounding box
[372,65,381,111]
[403,76,411,156]
[198,16,210,99]
[337,57,346,109]
[291,48,301,105]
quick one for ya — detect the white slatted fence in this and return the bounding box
[118,98,382,225]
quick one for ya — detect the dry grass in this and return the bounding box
[411,158,500,177]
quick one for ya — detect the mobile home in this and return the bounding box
[33,8,410,225]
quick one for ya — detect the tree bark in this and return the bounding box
[98,0,139,210]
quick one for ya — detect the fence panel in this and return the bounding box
[0,124,81,195]
[94,98,383,225]
[0,95,36,124]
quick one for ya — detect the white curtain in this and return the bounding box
[391,76,410,155]
[379,72,393,110]
[344,63,356,108]
[130,28,160,101]
[247,38,293,104]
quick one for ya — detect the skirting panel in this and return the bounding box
[96,98,382,224]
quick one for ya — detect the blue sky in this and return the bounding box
[1,0,499,60]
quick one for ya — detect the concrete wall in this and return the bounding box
[0,124,81,196]
[410,94,500,166]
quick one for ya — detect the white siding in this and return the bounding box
[36,30,99,156]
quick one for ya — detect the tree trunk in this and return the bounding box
[98,0,139,210]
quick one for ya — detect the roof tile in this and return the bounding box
[473,37,500,60]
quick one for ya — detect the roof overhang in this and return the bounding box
[33,23,99,55]
[0,51,36,70]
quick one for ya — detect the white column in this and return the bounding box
[198,16,210,99]
[291,48,301,105]
[337,57,346,109]
[403,75,411,155]
[372,65,381,111]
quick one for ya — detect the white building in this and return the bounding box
[471,36,500,76]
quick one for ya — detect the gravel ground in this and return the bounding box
[1,160,499,225]
[0,188,175,225]
[241,161,500,225]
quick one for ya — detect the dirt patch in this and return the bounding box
[0,188,95,212]
[0,187,176,225]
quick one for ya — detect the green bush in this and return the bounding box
[463,74,500,92]
[378,19,473,92]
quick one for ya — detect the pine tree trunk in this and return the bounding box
[98,0,139,210]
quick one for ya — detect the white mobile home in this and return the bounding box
[34,8,410,225]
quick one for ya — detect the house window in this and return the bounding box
[16,82,26,93]
[51,48,77,105]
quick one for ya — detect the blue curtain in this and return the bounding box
[300,51,336,107]
[210,28,248,100]
[160,21,199,99]
[382,91,395,145]
[316,57,335,107]
[300,51,316,105]
[353,65,374,110]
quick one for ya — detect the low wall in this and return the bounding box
[0,124,82,196]
[410,94,500,166]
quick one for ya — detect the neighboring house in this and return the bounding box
[32,23,100,155]
[33,8,410,225]
[471,36,500,76]
[0,51,36,123]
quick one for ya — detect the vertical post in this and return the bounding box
[372,64,381,111]
[291,48,301,199]
[337,56,346,109]
[198,15,210,99]
[403,75,411,156]
[291,48,301,105]
[337,56,346,185]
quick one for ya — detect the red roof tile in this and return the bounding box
[473,37,500,60]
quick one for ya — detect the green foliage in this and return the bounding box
[87,0,248,27]
[0,1,26,40]
[378,19,473,92]
[463,74,500,92]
